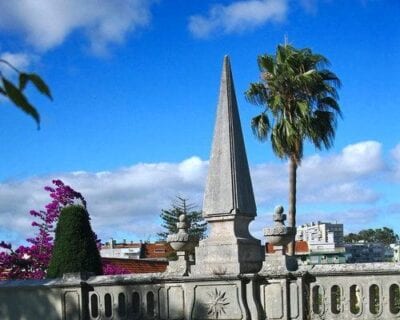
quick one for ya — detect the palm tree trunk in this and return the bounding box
[287,158,297,256]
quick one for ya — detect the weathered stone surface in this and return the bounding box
[192,284,244,319]
[203,55,256,218]
[192,56,263,276]
[192,214,263,275]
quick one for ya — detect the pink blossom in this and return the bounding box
[102,263,130,275]
[0,180,89,280]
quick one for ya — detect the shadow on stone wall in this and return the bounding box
[0,287,63,320]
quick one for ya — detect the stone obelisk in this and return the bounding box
[192,56,263,275]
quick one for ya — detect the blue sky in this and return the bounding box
[0,0,399,246]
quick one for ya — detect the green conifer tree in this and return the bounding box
[47,205,102,278]
[157,197,207,242]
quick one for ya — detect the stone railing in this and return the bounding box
[306,263,400,320]
[2,263,400,319]
[0,272,262,320]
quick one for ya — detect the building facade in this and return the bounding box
[295,221,346,264]
[100,240,172,260]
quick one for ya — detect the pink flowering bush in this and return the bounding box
[102,263,130,275]
[0,180,128,279]
[0,180,86,279]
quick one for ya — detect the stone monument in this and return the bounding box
[192,56,263,275]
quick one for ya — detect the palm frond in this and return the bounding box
[257,55,275,73]
[246,44,342,162]
[251,113,270,141]
[245,82,269,106]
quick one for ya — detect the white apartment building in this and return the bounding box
[296,221,344,253]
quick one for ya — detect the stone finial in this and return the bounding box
[261,206,298,273]
[167,214,190,248]
[264,206,295,246]
[166,214,194,276]
[203,55,256,218]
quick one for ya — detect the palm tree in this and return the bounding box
[245,44,341,255]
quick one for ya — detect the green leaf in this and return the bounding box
[2,77,40,128]
[27,73,53,100]
[0,86,5,95]
[258,55,275,73]
[19,73,29,91]
[297,101,309,115]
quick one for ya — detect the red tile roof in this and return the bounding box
[143,243,173,259]
[266,241,309,254]
[102,258,168,274]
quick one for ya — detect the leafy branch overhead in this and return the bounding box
[0,59,52,129]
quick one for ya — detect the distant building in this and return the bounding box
[345,242,394,263]
[100,239,173,260]
[390,243,400,262]
[266,241,309,255]
[296,221,344,247]
[294,221,346,264]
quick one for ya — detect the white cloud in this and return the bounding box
[0,0,156,55]
[391,143,400,181]
[253,141,384,206]
[188,0,288,38]
[300,141,384,183]
[301,183,379,204]
[0,141,392,246]
[297,208,379,231]
[0,157,207,247]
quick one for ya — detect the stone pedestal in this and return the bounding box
[192,215,263,275]
[261,250,298,274]
[165,251,191,276]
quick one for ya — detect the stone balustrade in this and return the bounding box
[307,263,400,320]
[2,263,400,319]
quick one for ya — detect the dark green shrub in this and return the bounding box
[47,205,102,278]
